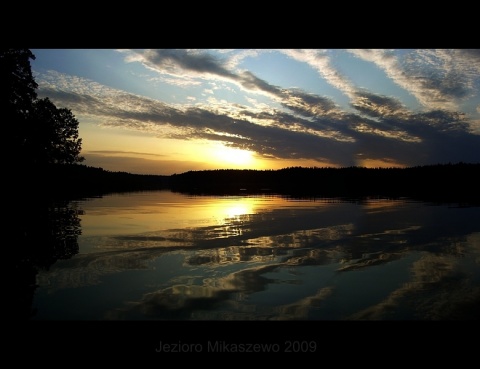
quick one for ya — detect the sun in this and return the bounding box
[213,144,254,167]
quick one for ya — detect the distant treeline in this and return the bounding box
[13,162,480,203]
[169,163,480,203]
[12,164,170,199]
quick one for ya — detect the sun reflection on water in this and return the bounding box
[32,192,480,320]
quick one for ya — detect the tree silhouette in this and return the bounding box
[24,97,84,165]
[1,49,84,169]
[0,49,37,110]
[1,49,38,161]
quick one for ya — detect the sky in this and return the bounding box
[30,49,480,175]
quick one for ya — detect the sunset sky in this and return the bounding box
[30,49,480,175]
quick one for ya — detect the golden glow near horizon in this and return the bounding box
[79,118,405,175]
[208,142,255,168]
[80,123,291,174]
[80,124,261,174]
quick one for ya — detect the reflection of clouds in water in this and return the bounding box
[271,287,335,320]
[285,249,344,266]
[38,221,354,292]
[334,225,426,272]
[95,222,355,252]
[36,248,168,291]
[183,224,354,267]
[247,224,355,248]
[38,231,480,320]
[351,254,457,320]
[104,234,347,320]
[410,254,456,285]
[347,242,480,320]
[337,251,404,272]
[185,246,277,265]
[106,264,281,320]
[338,253,404,272]
[106,262,336,320]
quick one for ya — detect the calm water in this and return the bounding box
[31,190,480,320]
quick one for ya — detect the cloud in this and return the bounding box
[349,49,480,112]
[351,91,409,118]
[139,49,237,79]
[281,89,337,117]
[36,63,480,171]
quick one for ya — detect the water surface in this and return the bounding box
[31,190,480,320]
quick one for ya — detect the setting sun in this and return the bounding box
[212,144,254,167]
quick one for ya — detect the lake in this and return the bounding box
[30,190,480,320]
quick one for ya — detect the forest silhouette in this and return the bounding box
[26,162,480,204]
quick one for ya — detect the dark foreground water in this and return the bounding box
[30,190,480,320]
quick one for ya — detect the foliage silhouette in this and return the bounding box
[1,49,84,173]
[25,97,84,166]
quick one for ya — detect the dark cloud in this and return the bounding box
[400,49,480,102]
[281,89,337,117]
[141,50,339,121]
[351,91,406,118]
[39,88,104,112]
[457,49,480,60]
[237,70,282,94]
[414,110,470,132]
[142,49,236,79]
[420,70,471,99]
[173,107,357,164]
[38,87,179,126]
[389,110,480,164]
